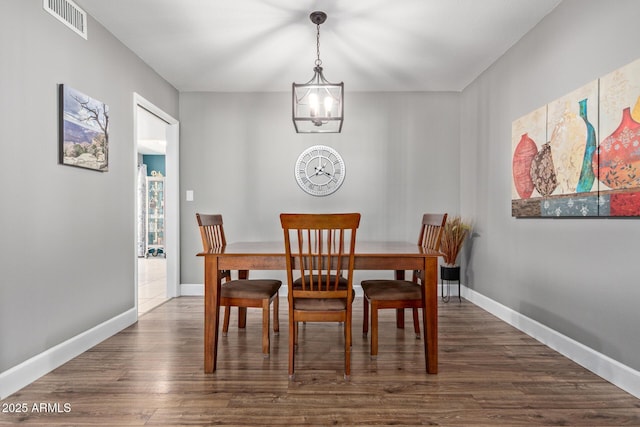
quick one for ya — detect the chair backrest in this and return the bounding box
[280,213,361,300]
[417,213,448,251]
[196,213,226,251]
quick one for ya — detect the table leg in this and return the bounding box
[238,270,249,328]
[395,270,405,328]
[204,255,221,373]
[422,257,438,374]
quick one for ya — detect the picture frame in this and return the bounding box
[58,84,109,172]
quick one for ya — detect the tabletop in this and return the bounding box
[198,240,442,256]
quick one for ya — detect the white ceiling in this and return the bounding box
[75,0,561,93]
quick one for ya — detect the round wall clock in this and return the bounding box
[295,145,345,196]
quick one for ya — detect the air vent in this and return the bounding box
[43,0,87,39]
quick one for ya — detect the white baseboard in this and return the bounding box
[463,285,640,399]
[0,308,137,400]
[180,283,204,296]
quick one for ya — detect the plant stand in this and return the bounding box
[440,265,461,303]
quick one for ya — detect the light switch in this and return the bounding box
[186,190,194,201]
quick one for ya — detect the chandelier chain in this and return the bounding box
[315,23,322,67]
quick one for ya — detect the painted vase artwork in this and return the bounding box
[512,133,538,199]
[576,99,597,193]
[548,106,587,195]
[512,57,640,217]
[530,142,558,197]
[595,107,640,189]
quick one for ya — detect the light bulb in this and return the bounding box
[309,93,319,117]
[324,96,333,117]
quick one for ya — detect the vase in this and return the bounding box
[576,99,597,193]
[512,133,537,199]
[549,107,587,194]
[530,142,558,197]
[594,107,640,189]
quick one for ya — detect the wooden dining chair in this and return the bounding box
[280,213,361,380]
[196,213,281,357]
[361,213,447,357]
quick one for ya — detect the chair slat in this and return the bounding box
[418,213,447,251]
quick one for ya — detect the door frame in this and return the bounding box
[133,93,180,308]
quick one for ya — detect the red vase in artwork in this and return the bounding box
[594,107,640,189]
[512,133,537,199]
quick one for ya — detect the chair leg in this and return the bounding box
[349,309,353,347]
[412,308,421,339]
[222,306,231,337]
[371,303,379,358]
[363,296,369,337]
[345,313,351,380]
[261,299,270,357]
[273,294,280,335]
[343,310,352,347]
[288,315,295,380]
[396,308,405,329]
[238,307,247,329]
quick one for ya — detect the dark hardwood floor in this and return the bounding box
[2,296,639,426]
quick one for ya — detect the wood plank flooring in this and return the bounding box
[2,297,639,426]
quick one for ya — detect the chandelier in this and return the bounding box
[292,11,344,133]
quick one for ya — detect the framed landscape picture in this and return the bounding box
[59,84,109,172]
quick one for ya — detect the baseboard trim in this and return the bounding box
[0,308,137,399]
[463,285,640,399]
[180,283,204,296]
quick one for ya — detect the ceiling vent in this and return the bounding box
[43,0,87,39]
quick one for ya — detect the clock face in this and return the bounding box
[295,145,345,196]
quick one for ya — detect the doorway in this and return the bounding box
[134,94,179,316]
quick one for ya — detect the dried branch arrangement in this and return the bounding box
[440,216,472,266]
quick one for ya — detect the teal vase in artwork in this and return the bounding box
[576,98,596,193]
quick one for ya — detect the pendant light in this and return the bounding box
[292,11,344,133]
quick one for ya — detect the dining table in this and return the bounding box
[197,240,442,374]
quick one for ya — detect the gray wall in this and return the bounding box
[0,1,178,372]
[180,91,461,284]
[460,0,640,370]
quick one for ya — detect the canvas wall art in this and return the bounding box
[511,57,640,217]
[597,58,640,216]
[59,84,109,172]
